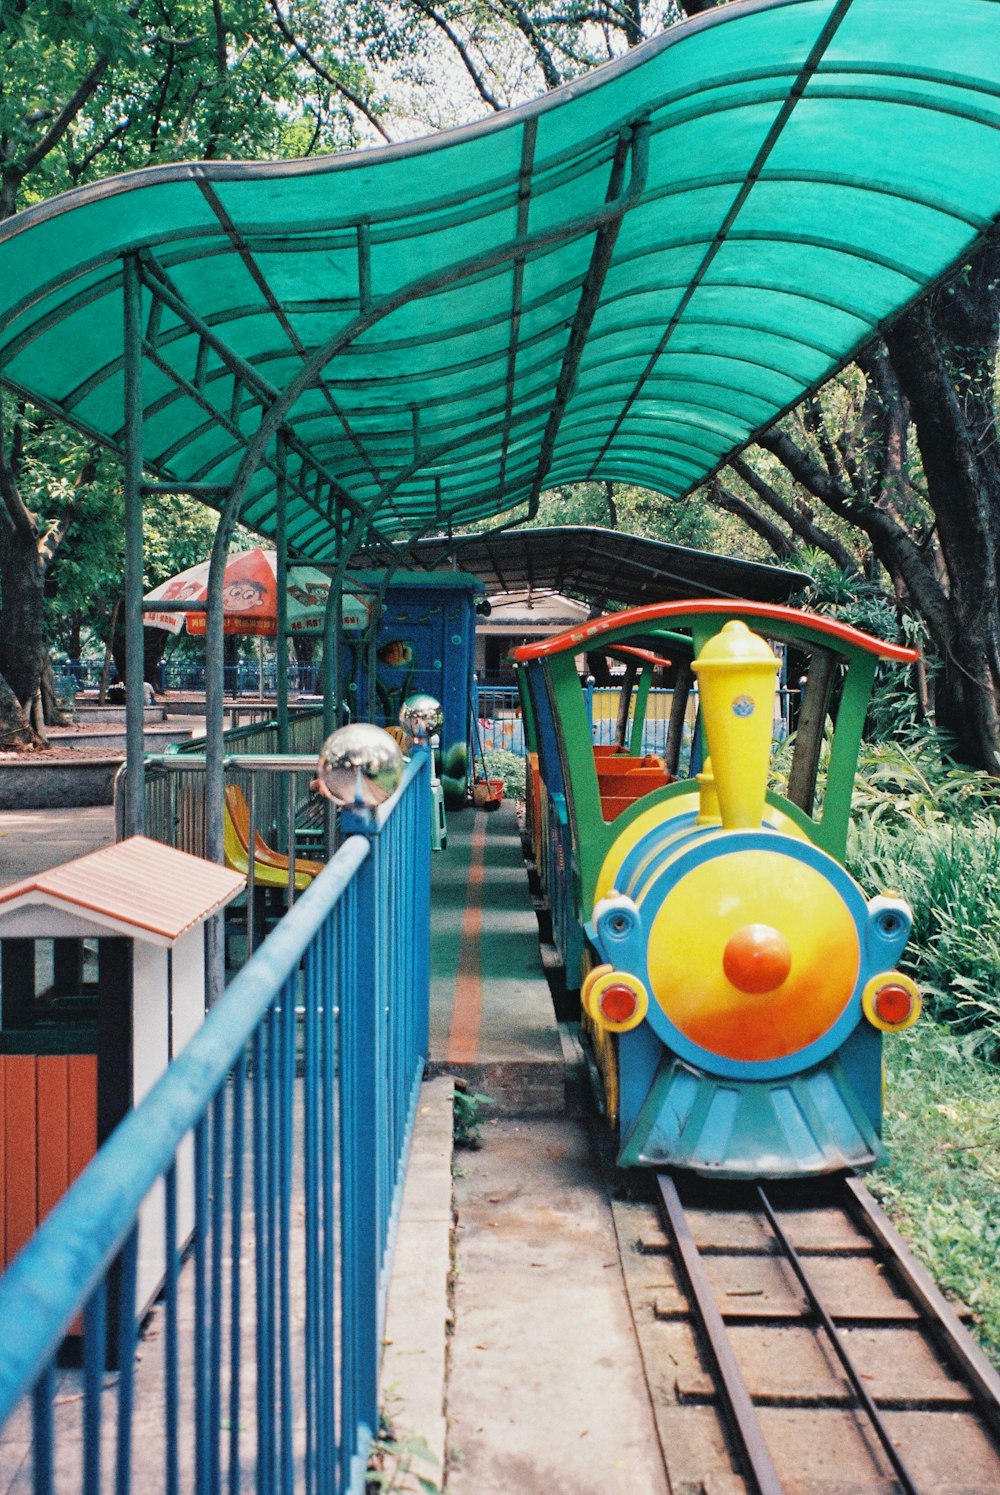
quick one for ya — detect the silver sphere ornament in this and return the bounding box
[399,693,443,742]
[315,723,404,808]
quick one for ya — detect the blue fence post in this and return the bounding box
[585,674,595,737]
[336,816,382,1487]
[411,745,432,1064]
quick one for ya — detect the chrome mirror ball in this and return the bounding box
[399,693,443,742]
[314,723,404,808]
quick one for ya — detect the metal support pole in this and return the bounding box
[122,255,146,837]
[276,436,289,753]
[203,478,243,1000]
[205,536,229,871]
[322,573,341,742]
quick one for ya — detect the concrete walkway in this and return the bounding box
[385,802,670,1493]
[0,805,115,887]
[428,804,567,1115]
[446,1113,669,1495]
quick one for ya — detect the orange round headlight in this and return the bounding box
[862,971,921,1032]
[587,970,649,1034]
[599,982,641,1025]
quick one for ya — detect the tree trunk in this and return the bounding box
[0,518,48,747]
[884,238,1000,770]
[0,673,40,750]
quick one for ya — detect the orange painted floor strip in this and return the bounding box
[446,817,487,1063]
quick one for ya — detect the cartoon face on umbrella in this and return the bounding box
[223,578,268,613]
[143,548,373,636]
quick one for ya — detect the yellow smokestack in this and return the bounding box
[696,756,721,825]
[691,620,779,830]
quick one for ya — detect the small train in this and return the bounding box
[514,601,922,1179]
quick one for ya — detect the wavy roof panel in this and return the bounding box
[1,0,1000,559]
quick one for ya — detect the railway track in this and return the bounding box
[611,1168,1000,1495]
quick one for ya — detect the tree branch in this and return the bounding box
[266,0,393,142]
[757,425,954,651]
[710,476,798,560]
[408,0,502,111]
[756,425,862,523]
[0,405,35,542]
[37,447,101,572]
[494,0,565,90]
[19,55,112,179]
[730,453,858,572]
[68,118,132,183]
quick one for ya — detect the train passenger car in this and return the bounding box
[514,602,922,1179]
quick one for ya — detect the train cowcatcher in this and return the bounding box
[514,601,922,1180]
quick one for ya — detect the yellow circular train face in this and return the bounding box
[647,849,861,1062]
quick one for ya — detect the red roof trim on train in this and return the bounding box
[512,599,920,665]
[609,645,673,669]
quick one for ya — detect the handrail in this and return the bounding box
[167,705,323,756]
[0,748,432,1494]
[0,836,369,1419]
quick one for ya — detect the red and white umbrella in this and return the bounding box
[143,549,371,636]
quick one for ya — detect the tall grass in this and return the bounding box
[846,734,1000,1058]
[848,731,1000,1363]
[871,1021,1000,1367]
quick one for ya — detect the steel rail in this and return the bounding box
[844,1176,1000,1438]
[656,1173,784,1495]
[756,1183,922,1495]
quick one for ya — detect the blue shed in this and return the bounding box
[345,572,483,804]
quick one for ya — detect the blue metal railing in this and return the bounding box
[0,750,431,1495]
[54,659,326,698]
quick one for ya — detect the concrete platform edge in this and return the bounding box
[380,1075,455,1493]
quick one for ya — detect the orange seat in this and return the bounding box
[598,766,670,797]
[597,756,672,820]
[223,785,324,890]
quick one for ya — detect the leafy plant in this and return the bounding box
[479,746,526,801]
[366,1405,441,1494]
[846,727,1000,1056]
[452,1087,492,1150]
[852,735,1000,829]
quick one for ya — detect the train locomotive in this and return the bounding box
[514,601,922,1179]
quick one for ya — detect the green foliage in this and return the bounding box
[847,733,1000,1056]
[870,1022,1000,1368]
[532,478,770,561]
[367,1401,441,1494]
[851,735,1000,829]
[452,1088,492,1150]
[480,746,526,801]
[802,562,936,742]
[1,1,386,219]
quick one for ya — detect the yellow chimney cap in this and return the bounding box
[691,619,778,673]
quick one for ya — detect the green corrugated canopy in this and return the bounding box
[2,0,1000,559]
